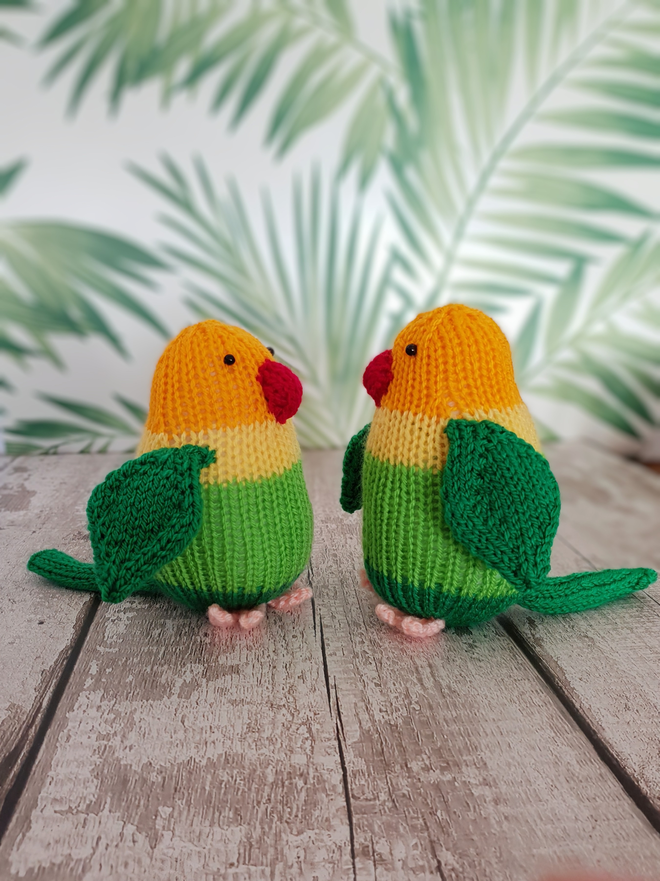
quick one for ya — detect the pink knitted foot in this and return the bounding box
[268,584,313,611]
[237,605,266,630]
[359,568,377,596]
[375,602,444,639]
[207,605,238,628]
[375,602,405,628]
[400,615,444,638]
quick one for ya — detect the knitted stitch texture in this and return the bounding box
[138,321,313,611]
[28,445,212,601]
[28,320,314,613]
[345,304,656,627]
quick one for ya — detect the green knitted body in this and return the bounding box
[28,450,314,613]
[157,461,313,611]
[356,431,655,627]
[345,301,656,630]
[362,453,517,627]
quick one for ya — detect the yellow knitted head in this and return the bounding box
[381,304,522,420]
[145,320,285,435]
[137,320,304,485]
[363,304,541,470]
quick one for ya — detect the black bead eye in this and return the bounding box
[224,354,235,365]
[266,346,274,356]
[405,344,417,356]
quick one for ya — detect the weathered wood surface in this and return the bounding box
[1,446,660,880]
[0,454,124,827]
[504,442,660,823]
[305,449,660,881]
[0,453,352,880]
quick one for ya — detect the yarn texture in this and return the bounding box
[442,419,560,592]
[28,320,314,614]
[340,423,371,514]
[342,304,656,628]
[257,359,303,424]
[362,349,394,407]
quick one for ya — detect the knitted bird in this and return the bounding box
[28,320,314,630]
[341,304,656,638]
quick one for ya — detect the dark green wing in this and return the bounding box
[340,423,371,513]
[442,419,560,591]
[88,444,215,603]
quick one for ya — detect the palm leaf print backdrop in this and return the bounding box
[1,0,660,452]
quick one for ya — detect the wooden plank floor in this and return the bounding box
[1,444,660,880]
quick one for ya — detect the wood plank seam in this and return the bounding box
[313,597,332,713]
[420,815,449,881]
[497,614,660,836]
[0,595,100,845]
[0,454,128,832]
[316,573,359,881]
[335,712,358,881]
[313,594,358,881]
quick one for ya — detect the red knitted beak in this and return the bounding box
[363,349,393,407]
[257,359,303,423]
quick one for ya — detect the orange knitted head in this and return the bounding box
[144,320,302,435]
[364,304,523,420]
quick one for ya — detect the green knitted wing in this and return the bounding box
[88,445,215,603]
[442,419,560,592]
[340,423,371,513]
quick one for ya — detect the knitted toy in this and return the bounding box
[28,320,314,630]
[341,304,656,638]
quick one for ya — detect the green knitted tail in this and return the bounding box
[522,567,656,615]
[27,549,162,597]
[28,549,100,592]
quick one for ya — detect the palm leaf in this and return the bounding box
[0,0,32,43]
[625,363,660,398]
[385,0,660,438]
[509,144,660,168]
[114,393,148,425]
[0,158,27,196]
[0,210,168,366]
[513,299,542,374]
[534,377,641,438]
[38,0,398,180]
[133,155,399,447]
[4,391,147,453]
[37,393,137,432]
[575,352,654,424]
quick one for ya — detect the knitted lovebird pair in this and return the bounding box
[28,307,656,638]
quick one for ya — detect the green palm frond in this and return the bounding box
[0,172,169,366]
[4,392,147,454]
[132,154,397,447]
[0,157,27,198]
[0,0,33,44]
[386,0,660,437]
[522,233,660,437]
[39,0,397,182]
